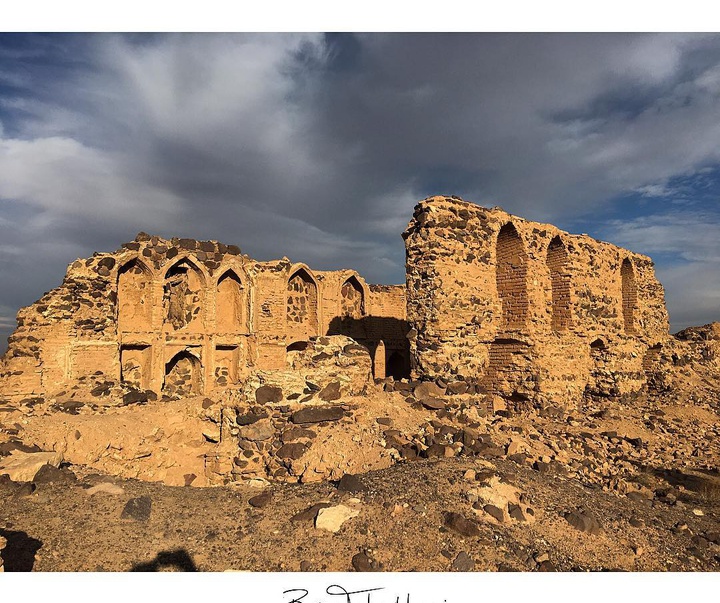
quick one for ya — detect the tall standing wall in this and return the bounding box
[403,195,669,408]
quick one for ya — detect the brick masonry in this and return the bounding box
[403,195,669,408]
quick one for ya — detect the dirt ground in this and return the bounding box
[2,442,719,572]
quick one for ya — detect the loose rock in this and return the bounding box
[121,496,152,521]
[564,510,602,535]
[444,512,481,537]
[315,504,360,533]
[337,473,368,493]
[291,407,345,425]
[451,551,475,571]
[248,491,272,508]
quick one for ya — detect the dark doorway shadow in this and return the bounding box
[130,549,198,572]
[327,315,411,379]
[0,528,43,571]
[328,315,409,344]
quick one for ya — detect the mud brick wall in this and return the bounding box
[403,195,670,408]
[0,235,406,399]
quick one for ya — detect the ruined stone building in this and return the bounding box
[0,235,409,399]
[0,195,669,409]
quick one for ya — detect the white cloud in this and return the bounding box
[0,135,182,224]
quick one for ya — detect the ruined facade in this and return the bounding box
[0,234,409,400]
[404,196,669,408]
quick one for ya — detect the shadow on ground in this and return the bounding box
[0,528,43,571]
[130,549,197,572]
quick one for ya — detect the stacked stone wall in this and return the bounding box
[403,195,670,408]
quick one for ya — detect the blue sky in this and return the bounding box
[0,33,719,347]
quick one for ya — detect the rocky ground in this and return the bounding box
[2,390,720,572]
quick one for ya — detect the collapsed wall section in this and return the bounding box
[403,195,670,408]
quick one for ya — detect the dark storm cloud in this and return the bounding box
[1,32,720,347]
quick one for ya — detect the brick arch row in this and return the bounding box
[117,255,252,334]
[116,256,370,339]
[495,223,638,335]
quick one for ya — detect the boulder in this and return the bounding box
[351,551,379,572]
[85,482,125,496]
[451,551,475,571]
[277,443,308,460]
[121,496,152,521]
[315,504,360,533]
[248,491,272,508]
[238,420,275,442]
[291,502,333,523]
[421,397,445,410]
[255,385,283,405]
[318,381,342,402]
[337,473,368,493]
[444,511,481,537]
[414,381,446,399]
[32,464,77,484]
[291,407,345,425]
[564,510,602,535]
[0,450,63,483]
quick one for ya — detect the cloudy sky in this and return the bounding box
[0,32,719,347]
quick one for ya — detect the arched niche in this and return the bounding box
[287,267,319,338]
[117,258,153,332]
[163,258,206,331]
[496,223,529,330]
[547,236,572,332]
[216,269,245,333]
[163,350,202,396]
[340,275,365,319]
[621,258,637,335]
[590,337,608,361]
[286,340,310,352]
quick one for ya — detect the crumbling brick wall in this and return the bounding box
[0,234,408,400]
[403,195,670,408]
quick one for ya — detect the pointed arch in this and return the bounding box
[216,269,245,332]
[590,338,609,368]
[163,257,206,331]
[341,275,365,319]
[117,258,153,332]
[496,222,528,330]
[287,266,319,338]
[621,258,637,335]
[163,350,202,396]
[547,236,572,332]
